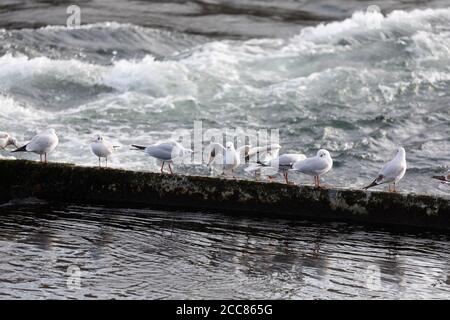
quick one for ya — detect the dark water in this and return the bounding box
[0,1,449,194]
[1,0,449,38]
[0,200,449,299]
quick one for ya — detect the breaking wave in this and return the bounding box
[0,7,449,193]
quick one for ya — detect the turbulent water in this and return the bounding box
[0,1,450,300]
[0,200,449,300]
[0,1,449,194]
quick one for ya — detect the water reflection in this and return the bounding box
[0,201,449,299]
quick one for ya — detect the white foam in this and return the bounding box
[103,55,197,96]
[0,95,48,120]
[0,53,104,90]
[0,7,448,107]
[291,8,450,44]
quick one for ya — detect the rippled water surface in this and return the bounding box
[0,200,449,299]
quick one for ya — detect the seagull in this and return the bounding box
[90,135,120,167]
[12,129,59,163]
[0,132,18,150]
[253,153,307,184]
[363,147,407,192]
[244,147,280,180]
[208,142,281,177]
[432,170,450,184]
[291,149,333,188]
[132,141,193,174]
[244,144,283,180]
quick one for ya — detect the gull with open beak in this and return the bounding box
[291,149,333,188]
[363,147,407,192]
[90,135,120,167]
[12,128,59,163]
[132,141,193,174]
[0,132,18,150]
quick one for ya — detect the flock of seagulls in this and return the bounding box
[0,129,448,192]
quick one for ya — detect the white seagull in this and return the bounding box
[253,153,307,184]
[12,129,59,163]
[132,141,193,174]
[432,170,450,184]
[90,135,120,167]
[291,149,333,188]
[244,148,280,180]
[363,147,407,192]
[0,132,18,150]
[208,142,281,177]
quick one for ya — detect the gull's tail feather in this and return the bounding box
[432,175,447,182]
[131,144,146,150]
[11,144,28,153]
[362,180,377,190]
[113,145,121,150]
[363,174,383,190]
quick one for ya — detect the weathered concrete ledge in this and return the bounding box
[0,159,449,231]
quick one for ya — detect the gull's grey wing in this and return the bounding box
[293,157,328,173]
[247,144,281,156]
[379,159,405,182]
[145,143,175,161]
[278,154,306,166]
[26,133,56,153]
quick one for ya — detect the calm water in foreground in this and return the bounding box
[0,199,449,299]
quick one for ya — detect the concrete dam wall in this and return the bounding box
[0,159,449,230]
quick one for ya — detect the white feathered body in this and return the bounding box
[376,150,407,185]
[91,139,115,158]
[0,132,14,149]
[292,152,333,177]
[224,146,240,170]
[144,141,190,163]
[274,153,307,173]
[26,130,59,155]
